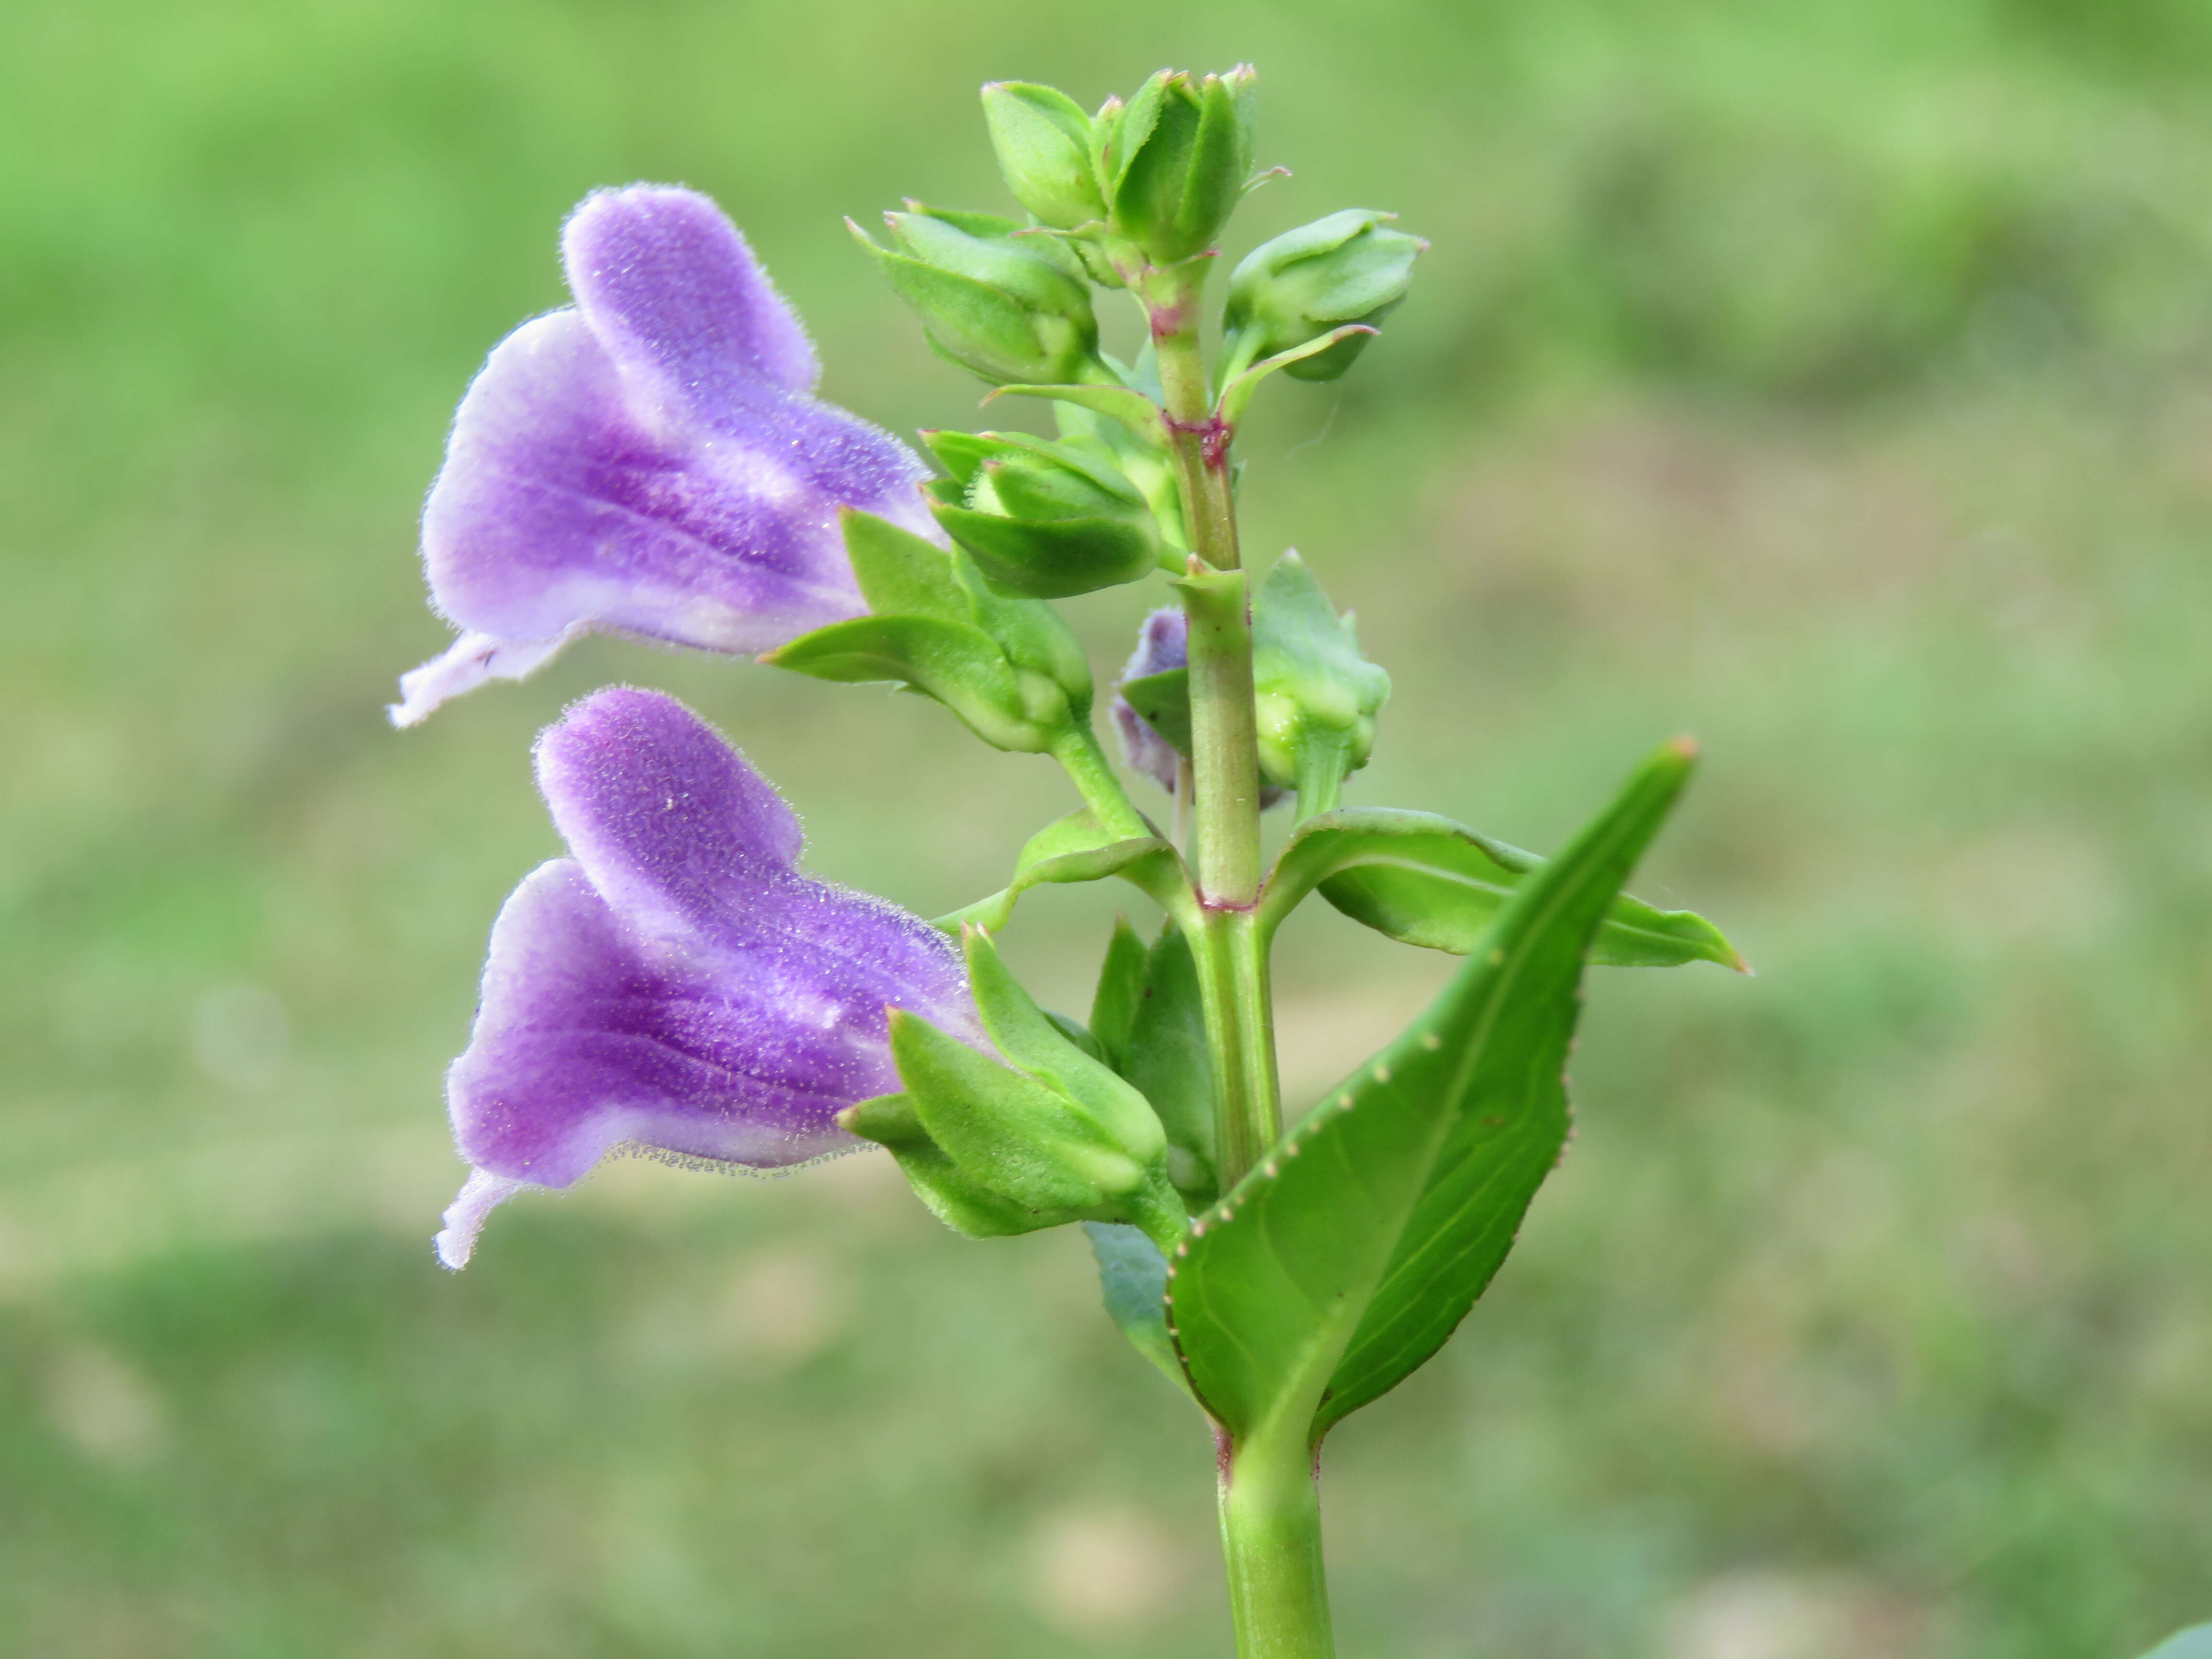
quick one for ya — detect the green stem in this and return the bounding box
[1219,1427,1335,1659]
[1050,724,1152,842]
[1145,264,1281,1190]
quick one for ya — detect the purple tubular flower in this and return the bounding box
[434,686,981,1268]
[1110,607,1188,793]
[393,186,941,727]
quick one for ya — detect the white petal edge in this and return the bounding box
[434,1169,529,1270]
[388,628,581,728]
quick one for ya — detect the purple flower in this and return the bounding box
[1110,607,1284,809]
[1111,607,1189,793]
[393,186,940,727]
[434,686,981,1268]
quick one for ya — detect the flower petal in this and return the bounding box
[398,189,942,724]
[563,184,820,404]
[437,689,982,1261]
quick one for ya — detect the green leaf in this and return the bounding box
[1089,916,1150,1069]
[1260,806,1745,972]
[2139,1626,2212,1659]
[1084,1222,1194,1396]
[1167,740,1697,1445]
[1217,324,1378,424]
[961,929,1163,1163]
[934,808,1179,934]
[839,508,973,625]
[1118,667,1192,754]
[1121,923,1217,1205]
[983,383,1169,447]
[763,614,1049,748]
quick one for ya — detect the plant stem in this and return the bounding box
[1146,264,1281,1190]
[1293,729,1350,822]
[1218,1427,1335,1659]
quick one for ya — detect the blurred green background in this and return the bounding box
[5,0,2211,1654]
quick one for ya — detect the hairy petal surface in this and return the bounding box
[435,687,979,1267]
[395,186,939,725]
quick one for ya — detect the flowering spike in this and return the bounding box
[434,687,981,1267]
[393,187,938,726]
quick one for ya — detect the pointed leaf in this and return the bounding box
[763,614,1049,754]
[1218,325,1378,424]
[984,383,1170,447]
[1084,1221,1196,1396]
[935,808,1180,933]
[1167,741,1697,1445]
[1260,806,1744,971]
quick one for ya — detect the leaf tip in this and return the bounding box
[1664,733,1700,761]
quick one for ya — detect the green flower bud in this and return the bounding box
[981,81,1108,230]
[922,430,1160,599]
[841,931,1182,1247]
[1106,65,1256,265]
[1250,552,1390,811]
[1223,209,1427,382]
[765,510,1090,754]
[850,206,1105,385]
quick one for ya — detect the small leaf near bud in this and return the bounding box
[766,510,1091,752]
[1221,208,1426,384]
[1107,66,1257,266]
[926,431,1160,598]
[981,82,1109,230]
[1250,551,1391,815]
[851,207,1106,386]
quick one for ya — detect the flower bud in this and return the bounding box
[981,81,1108,230]
[841,930,1181,1245]
[923,430,1159,599]
[1250,552,1390,805]
[1106,65,1256,265]
[851,206,1105,385]
[1223,209,1427,382]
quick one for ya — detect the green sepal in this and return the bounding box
[980,82,1108,230]
[931,503,1155,598]
[1044,1009,1106,1064]
[1108,66,1257,265]
[1250,552,1389,805]
[1167,740,1697,1444]
[1259,805,1745,972]
[850,212,1102,386]
[838,1092,1051,1237]
[963,927,1164,1164]
[763,613,1067,754]
[890,1008,1142,1213]
[1117,667,1191,754]
[1088,915,1151,1069]
[839,507,973,624]
[1084,1221,1195,1397]
[935,808,1180,934]
[983,383,1169,448]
